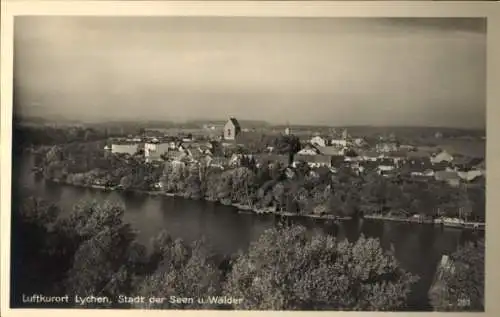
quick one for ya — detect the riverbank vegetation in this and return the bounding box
[11,195,484,311]
[32,142,485,223]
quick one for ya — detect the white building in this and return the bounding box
[431,150,454,164]
[330,139,348,147]
[457,170,483,182]
[111,143,139,155]
[297,144,320,155]
[310,136,327,147]
[144,142,170,162]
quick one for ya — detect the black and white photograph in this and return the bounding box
[2,3,492,314]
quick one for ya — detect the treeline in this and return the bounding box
[13,125,109,148]
[37,142,485,222]
[158,160,484,221]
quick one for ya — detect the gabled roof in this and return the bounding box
[298,143,321,154]
[227,117,241,129]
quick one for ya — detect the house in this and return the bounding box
[431,150,454,164]
[330,139,348,147]
[386,151,407,166]
[310,136,328,148]
[293,154,332,168]
[111,143,140,155]
[144,142,171,162]
[318,146,345,166]
[359,150,380,162]
[377,165,396,177]
[411,169,435,177]
[297,143,321,155]
[457,169,483,182]
[434,171,461,187]
[224,117,241,141]
[318,146,344,157]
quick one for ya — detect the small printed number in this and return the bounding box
[458,298,471,307]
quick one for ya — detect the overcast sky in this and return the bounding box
[14,17,486,128]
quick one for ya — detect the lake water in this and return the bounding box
[11,154,483,311]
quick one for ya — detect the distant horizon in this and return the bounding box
[15,113,486,132]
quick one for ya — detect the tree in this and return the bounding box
[135,233,222,309]
[62,200,144,305]
[230,167,257,205]
[429,240,484,312]
[66,199,129,239]
[185,166,203,199]
[11,197,65,300]
[224,225,418,310]
[64,224,137,302]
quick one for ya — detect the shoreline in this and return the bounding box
[362,214,485,230]
[46,178,351,222]
[45,178,484,230]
